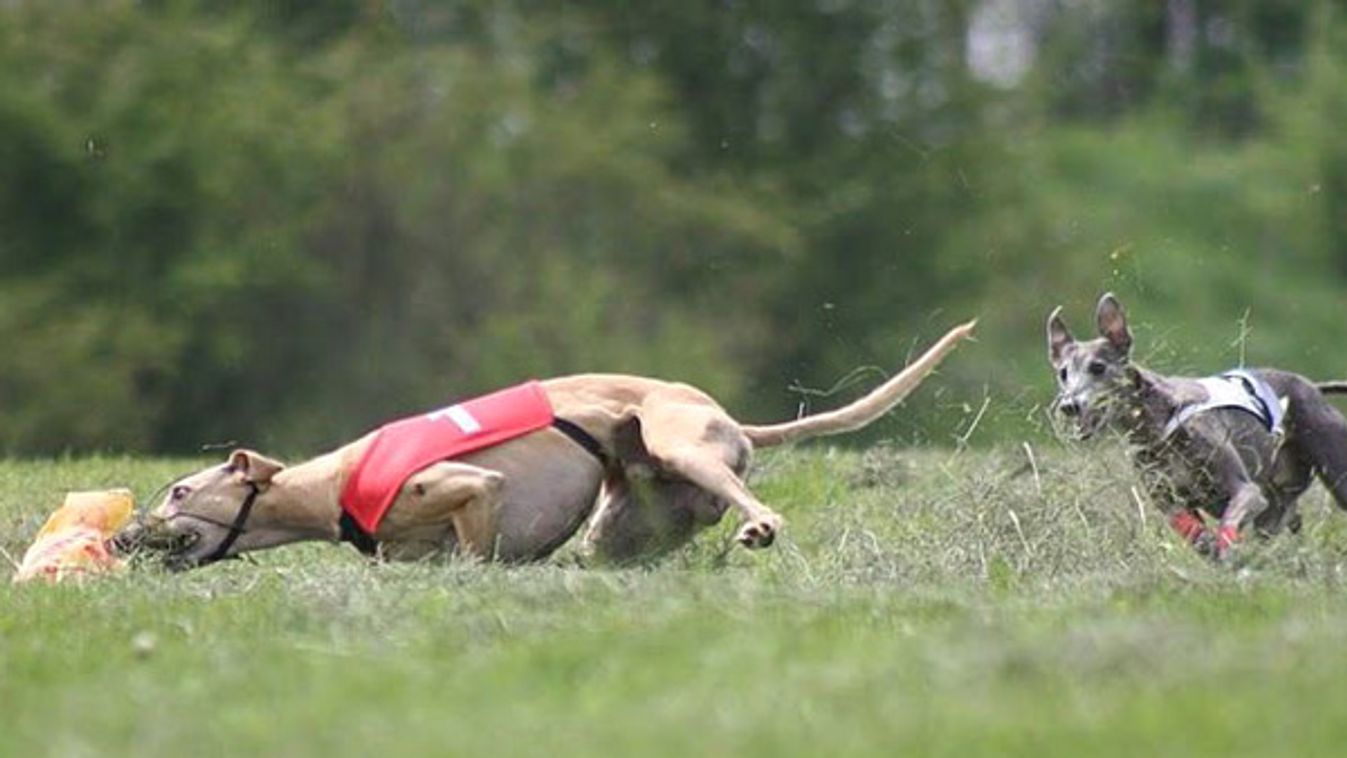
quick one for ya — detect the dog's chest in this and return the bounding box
[1132,444,1224,509]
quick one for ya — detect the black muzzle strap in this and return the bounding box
[200,482,260,565]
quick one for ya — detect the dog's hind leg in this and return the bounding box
[665,453,781,548]
[1285,381,1347,511]
[615,406,781,549]
[580,474,698,563]
[378,461,506,559]
[581,468,729,563]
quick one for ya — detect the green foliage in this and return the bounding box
[0,2,328,453]
[0,1,793,453]
[5,0,1347,453]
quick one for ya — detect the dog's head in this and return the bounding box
[1046,292,1138,439]
[133,449,289,569]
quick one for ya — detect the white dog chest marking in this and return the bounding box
[426,405,482,434]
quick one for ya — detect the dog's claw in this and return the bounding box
[735,515,783,549]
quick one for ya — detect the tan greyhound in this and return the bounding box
[131,321,974,569]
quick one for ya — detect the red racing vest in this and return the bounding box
[339,381,554,534]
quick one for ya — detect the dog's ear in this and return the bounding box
[1095,292,1132,355]
[1047,306,1074,364]
[226,449,285,487]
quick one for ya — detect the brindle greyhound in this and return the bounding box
[128,321,975,569]
[1048,293,1347,558]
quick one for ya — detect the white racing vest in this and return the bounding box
[1162,370,1284,440]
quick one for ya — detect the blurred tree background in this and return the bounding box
[2,0,1346,455]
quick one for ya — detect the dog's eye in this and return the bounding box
[171,485,192,501]
[1058,367,1068,383]
[1088,361,1107,377]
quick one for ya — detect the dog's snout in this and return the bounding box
[147,503,175,523]
[1059,400,1081,418]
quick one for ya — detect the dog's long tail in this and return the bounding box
[742,320,976,448]
[1318,382,1347,395]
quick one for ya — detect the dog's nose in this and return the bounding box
[1059,400,1081,417]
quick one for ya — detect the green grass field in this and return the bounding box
[6,445,1347,757]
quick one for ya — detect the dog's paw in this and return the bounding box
[1191,531,1218,559]
[1214,524,1240,563]
[736,514,783,549]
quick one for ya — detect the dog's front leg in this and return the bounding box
[1190,441,1269,560]
[1142,463,1216,555]
[1167,508,1214,555]
[379,461,506,559]
[1214,482,1268,560]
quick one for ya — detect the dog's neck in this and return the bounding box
[258,451,350,542]
[1110,365,1181,449]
